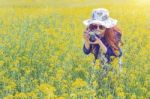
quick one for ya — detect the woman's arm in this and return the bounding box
[84,39,90,49]
[90,37,107,54]
[98,40,107,54]
[83,33,92,54]
[83,42,92,54]
[82,27,93,54]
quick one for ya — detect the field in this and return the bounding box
[0,0,150,99]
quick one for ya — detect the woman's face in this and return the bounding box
[88,24,106,36]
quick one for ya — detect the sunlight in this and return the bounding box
[136,0,150,6]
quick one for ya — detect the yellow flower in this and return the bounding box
[56,69,64,80]
[72,78,87,88]
[4,95,14,99]
[146,91,150,98]
[138,96,145,99]
[130,94,136,99]
[140,87,147,93]
[57,96,65,99]
[93,80,98,87]
[116,87,125,98]
[14,93,27,98]
[70,93,77,98]
[118,92,125,98]
[0,60,4,66]
[39,84,56,94]
[26,92,37,98]
[106,94,113,99]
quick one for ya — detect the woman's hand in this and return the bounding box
[89,36,107,53]
[89,36,101,45]
[83,29,90,43]
[83,29,91,49]
[83,33,90,42]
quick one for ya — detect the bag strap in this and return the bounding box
[118,48,123,70]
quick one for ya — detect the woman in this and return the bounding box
[82,8,123,64]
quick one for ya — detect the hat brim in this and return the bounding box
[83,18,117,28]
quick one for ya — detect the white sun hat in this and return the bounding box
[83,8,118,28]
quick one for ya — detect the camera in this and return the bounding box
[89,31,100,42]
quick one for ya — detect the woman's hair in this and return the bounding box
[104,25,123,56]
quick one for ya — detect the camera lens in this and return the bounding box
[89,35,96,42]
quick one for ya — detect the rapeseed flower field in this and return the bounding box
[0,0,150,98]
